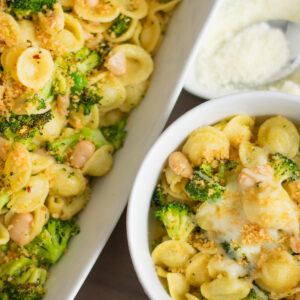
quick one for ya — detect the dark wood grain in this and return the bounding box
[75,90,206,300]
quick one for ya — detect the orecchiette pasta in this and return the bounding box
[152,240,196,268]
[150,0,181,13]
[256,251,300,293]
[48,164,86,197]
[182,126,230,165]
[74,0,120,22]
[104,16,138,43]
[258,115,299,158]
[223,114,254,148]
[201,277,252,300]
[18,20,40,47]
[0,223,9,245]
[54,13,85,53]
[239,141,268,168]
[89,71,126,113]
[30,152,54,175]
[185,252,211,287]
[151,114,300,300]
[0,12,21,50]
[0,0,181,295]
[140,13,162,53]
[8,174,49,213]
[167,273,189,300]
[28,205,49,242]
[39,107,67,141]
[117,0,148,19]
[16,47,54,90]
[83,145,114,176]
[4,143,32,193]
[108,44,154,86]
[1,46,26,80]
[119,80,148,112]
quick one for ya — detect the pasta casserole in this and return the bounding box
[0,0,181,299]
[151,114,300,300]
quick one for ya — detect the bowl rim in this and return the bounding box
[127,91,300,300]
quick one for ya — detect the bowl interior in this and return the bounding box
[127,91,300,300]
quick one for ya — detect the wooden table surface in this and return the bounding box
[75,90,205,300]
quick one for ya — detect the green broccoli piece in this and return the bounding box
[155,202,195,241]
[270,152,300,183]
[102,116,127,151]
[242,285,268,300]
[80,127,109,149]
[108,14,132,37]
[25,218,79,265]
[96,42,111,68]
[0,257,47,300]
[46,127,108,162]
[53,47,100,96]
[0,110,52,141]
[25,80,54,111]
[151,183,167,207]
[7,0,57,16]
[217,159,238,180]
[46,132,81,163]
[70,87,102,115]
[76,51,100,74]
[185,165,225,203]
[221,240,239,260]
[0,192,10,210]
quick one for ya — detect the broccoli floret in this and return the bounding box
[70,87,102,115]
[0,257,47,300]
[7,0,57,16]
[218,159,238,180]
[155,202,195,241]
[242,285,268,300]
[80,127,109,149]
[0,111,52,141]
[76,51,100,74]
[102,116,127,151]
[46,131,81,163]
[107,14,132,37]
[185,165,225,203]
[53,47,101,96]
[271,152,300,183]
[0,192,10,210]
[25,218,79,265]
[46,127,108,163]
[151,183,167,207]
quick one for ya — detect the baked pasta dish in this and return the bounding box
[0,0,181,298]
[151,114,300,300]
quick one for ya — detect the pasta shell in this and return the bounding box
[83,145,114,176]
[108,44,153,86]
[17,47,54,90]
[8,174,49,213]
[74,0,120,22]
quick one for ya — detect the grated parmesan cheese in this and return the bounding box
[196,0,300,97]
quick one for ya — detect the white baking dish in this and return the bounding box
[127,91,300,300]
[44,1,219,299]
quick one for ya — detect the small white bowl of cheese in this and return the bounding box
[185,0,300,99]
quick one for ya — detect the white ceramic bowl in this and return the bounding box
[127,91,300,300]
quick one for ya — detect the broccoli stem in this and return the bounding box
[0,193,10,210]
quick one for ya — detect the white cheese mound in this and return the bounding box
[195,0,300,97]
[199,22,289,87]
